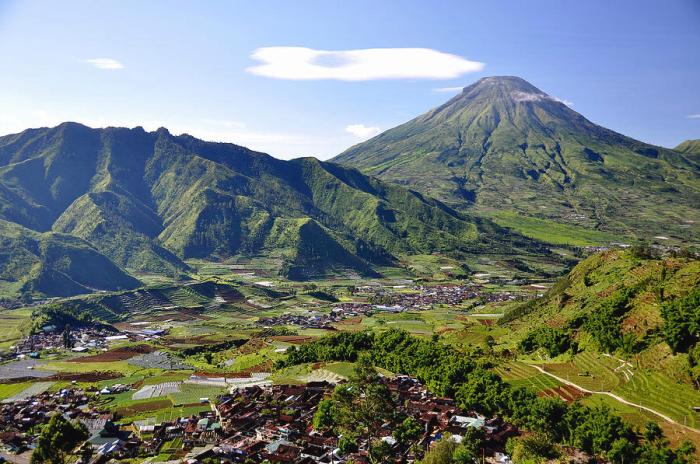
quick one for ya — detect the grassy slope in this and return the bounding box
[334,77,700,244]
[675,139,700,156]
[0,219,140,297]
[485,210,619,246]
[0,123,555,288]
[499,249,700,425]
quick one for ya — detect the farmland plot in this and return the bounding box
[132,382,181,400]
[2,381,54,403]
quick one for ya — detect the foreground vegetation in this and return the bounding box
[282,329,695,463]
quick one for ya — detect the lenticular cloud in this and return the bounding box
[247,47,484,81]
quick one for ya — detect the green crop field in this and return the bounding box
[0,309,31,350]
[169,384,228,405]
[494,361,563,392]
[486,211,619,246]
[614,370,700,428]
[0,382,33,401]
[538,352,624,392]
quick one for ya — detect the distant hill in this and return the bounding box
[0,123,550,295]
[0,219,140,297]
[333,76,700,243]
[675,139,700,156]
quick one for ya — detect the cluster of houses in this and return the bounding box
[0,374,515,463]
[390,285,482,309]
[5,327,118,360]
[204,376,513,463]
[256,302,380,330]
[0,386,108,454]
[255,283,525,330]
[256,312,341,330]
[367,284,521,312]
[3,326,170,364]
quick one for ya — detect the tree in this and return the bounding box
[62,325,73,349]
[31,414,89,464]
[349,353,395,436]
[563,403,634,457]
[452,428,484,463]
[309,354,396,459]
[506,434,558,463]
[368,439,392,464]
[660,288,700,353]
[393,416,422,444]
[338,433,358,455]
[422,435,459,464]
[607,438,635,464]
[642,422,663,443]
[420,432,484,464]
[312,399,334,431]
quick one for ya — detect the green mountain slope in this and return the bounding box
[0,219,141,297]
[501,248,700,383]
[675,139,700,156]
[334,76,700,243]
[0,122,551,284]
[497,248,700,428]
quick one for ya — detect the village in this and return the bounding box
[256,284,522,330]
[0,373,514,464]
[2,325,169,365]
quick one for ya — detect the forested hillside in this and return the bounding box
[0,219,140,297]
[503,248,700,385]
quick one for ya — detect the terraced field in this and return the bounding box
[614,370,700,428]
[299,368,345,384]
[494,361,562,393]
[160,286,210,308]
[530,353,700,430]
[540,352,623,392]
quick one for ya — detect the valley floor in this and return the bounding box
[0,252,698,462]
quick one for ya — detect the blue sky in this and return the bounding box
[1,0,699,159]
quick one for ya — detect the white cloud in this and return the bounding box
[552,96,574,107]
[247,47,484,81]
[85,58,124,70]
[433,86,464,93]
[511,91,573,107]
[687,114,700,119]
[345,124,381,139]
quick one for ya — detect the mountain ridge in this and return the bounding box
[0,122,552,296]
[675,139,700,156]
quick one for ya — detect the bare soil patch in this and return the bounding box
[115,399,171,416]
[48,371,121,382]
[336,317,363,325]
[68,344,156,362]
[539,384,589,403]
[269,335,316,344]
